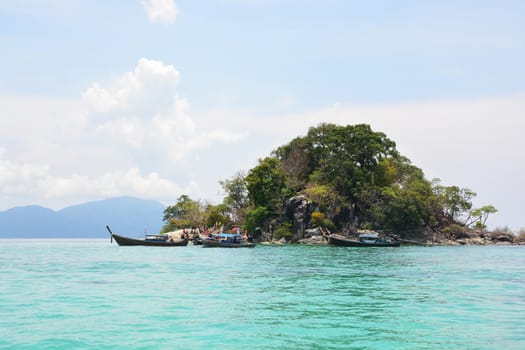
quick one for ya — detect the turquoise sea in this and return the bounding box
[0,240,524,349]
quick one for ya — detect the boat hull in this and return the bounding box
[328,234,400,247]
[201,240,256,248]
[112,233,188,247]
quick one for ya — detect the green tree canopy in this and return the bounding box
[274,124,400,203]
[433,180,476,223]
[245,157,290,213]
[161,195,203,232]
[204,203,233,229]
[466,205,498,229]
[220,171,248,221]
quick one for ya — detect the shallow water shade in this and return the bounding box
[1,240,524,349]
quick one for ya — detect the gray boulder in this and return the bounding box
[284,195,313,241]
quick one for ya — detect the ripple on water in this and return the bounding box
[0,241,524,349]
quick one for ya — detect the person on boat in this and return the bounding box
[242,229,248,240]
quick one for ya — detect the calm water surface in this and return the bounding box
[0,240,524,349]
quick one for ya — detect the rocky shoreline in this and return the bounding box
[263,195,525,246]
[425,230,524,246]
[259,228,525,246]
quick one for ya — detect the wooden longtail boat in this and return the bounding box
[201,233,256,248]
[106,226,188,247]
[328,233,400,247]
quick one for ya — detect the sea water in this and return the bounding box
[0,240,523,349]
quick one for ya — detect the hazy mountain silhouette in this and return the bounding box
[0,197,166,238]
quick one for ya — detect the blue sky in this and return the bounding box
[1,0,524,230]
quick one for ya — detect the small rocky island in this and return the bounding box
[161,123,524,246]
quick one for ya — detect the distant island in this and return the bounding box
[0,197,164,238]
[160,123,524,245]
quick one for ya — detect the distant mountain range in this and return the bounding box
[0,197,166,238]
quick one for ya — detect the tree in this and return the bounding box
[295,124,400,215]
[161,195,203,232]
[273,123,443,233]
[244,206,270,233]
[273,136,311,191]
[466,205,498,229]
[220,171,248,221]
[205,203,233,228]
[245,157,290,213]
[302,183,343,216]
[433,181,476,223]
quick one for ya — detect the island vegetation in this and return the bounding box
[161,123,522,245]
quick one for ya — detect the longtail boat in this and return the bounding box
[328,233,400,247]
[201,233,256,248]
[106,226,188,247]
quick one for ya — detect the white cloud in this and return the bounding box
[141,0,178,25]
[84,58,247,166]
[39,168,187,200]
[0,148,50,194]
[83,58,180,116]
[0,58,248,210]
[96,117,145,148]
[0,148,193,205]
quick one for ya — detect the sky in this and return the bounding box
[0,0,524,230]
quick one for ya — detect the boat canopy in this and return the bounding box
[213,233,242,238]
[145,234,168,241]
[358,232,379,239]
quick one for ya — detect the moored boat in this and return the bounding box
[201,233,256,248]
[107,226,188,247]
[328,232,400,247]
